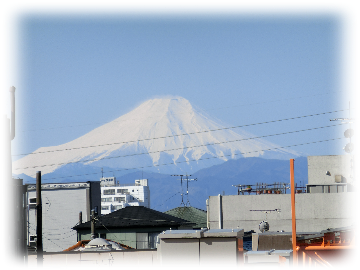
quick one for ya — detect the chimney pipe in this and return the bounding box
[9,86,15,140]
[79,211,82,224]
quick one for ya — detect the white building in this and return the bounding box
[207,155,355,233]
[26,181,101,252]
[101,178,150,215]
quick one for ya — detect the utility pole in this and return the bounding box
[290,159,297,266]
[90,209,96,239]
[36,171,43,266]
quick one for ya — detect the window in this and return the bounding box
[103,189,115,195]
[114,197,125,202]
[149,232,160,249]
[28,197,36,208]
[29,198,36,204]
[117,189,129,194]
[101,197,113,202]
[101,206,109,211]
[136,233,149,249]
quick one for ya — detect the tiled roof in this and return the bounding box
[73,206,192,230]
[63,239,133,252]
[165,206,207,229]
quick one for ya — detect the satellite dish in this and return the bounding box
[344,129,354,138]
[259,221,269,233]
[344,143,354,153]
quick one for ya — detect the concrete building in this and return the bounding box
[100,178,150,215]
[26,181,101,252]
[307,155,354,193]
[157,228,244,266]
[207,155,355,233]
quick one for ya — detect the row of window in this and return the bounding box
[101,196,139,202]
[101,205,123,211]
[103,188,135,195]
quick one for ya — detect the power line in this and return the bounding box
[17,91,345,133]
[12,110,345,157]
[40,137,343,181]
[13,123,344,171]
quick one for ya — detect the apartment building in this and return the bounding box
[100,177,150,215]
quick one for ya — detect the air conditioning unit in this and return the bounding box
[335,175,342,183]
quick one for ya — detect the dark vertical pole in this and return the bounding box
[290,159,297,265]
[90,209,96,239]
[79,211,82,225]
[36,171,43,266]
[9,86,15,140]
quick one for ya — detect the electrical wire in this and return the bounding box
[41,137,343,181]
[13,123,344,171]
[12,109,345,157]
[17,91,345,133]
[155,192,181,209]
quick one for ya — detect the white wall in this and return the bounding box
[208,193,355,233]
[308,155,352,185]
[28,188,89,252]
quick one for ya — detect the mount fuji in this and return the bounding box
[13,96,299,178]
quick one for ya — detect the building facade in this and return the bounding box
[26,181,101,252]
[207,155,355,233]
[306,155,354,193]
[100,178,150,215]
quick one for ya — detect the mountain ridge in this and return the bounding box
[13,96,299,177]
[16,156,308,212]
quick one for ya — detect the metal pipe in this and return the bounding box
[290,159,297,265]
[36,171,43,266]
[300,245,354,250]
[9,86,15,140]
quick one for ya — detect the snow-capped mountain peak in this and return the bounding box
[13,96,298,177]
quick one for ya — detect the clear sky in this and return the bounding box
[6,4,357,163]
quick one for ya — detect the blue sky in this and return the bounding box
[11,13,353,160]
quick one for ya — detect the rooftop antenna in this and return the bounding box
[184,174,197,206]
[171,174,185,206]
[101,168,103,178]
[171,174,197,207]
[330,101,355,182]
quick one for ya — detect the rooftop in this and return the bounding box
[165,206,207,229]
[73,206,193,230]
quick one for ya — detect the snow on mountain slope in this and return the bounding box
[13,96,299,177]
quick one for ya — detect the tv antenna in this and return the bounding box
[330,101,355,153]
[171,174,197,206]
[330,101,359,181]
